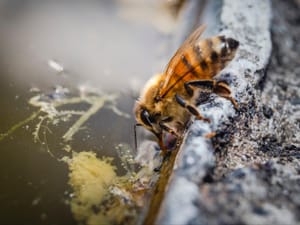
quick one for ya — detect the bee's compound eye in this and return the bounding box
[140,109,152,127]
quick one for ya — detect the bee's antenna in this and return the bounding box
[134,123,142,153]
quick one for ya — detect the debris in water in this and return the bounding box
[48,59,64,73]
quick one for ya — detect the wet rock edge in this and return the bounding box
[156,0,300,225]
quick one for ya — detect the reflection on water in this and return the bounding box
[0,0,177,91]
[0,0,179,224]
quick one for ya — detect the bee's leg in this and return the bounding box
[186,80,214,91]
[159,122,179,138]
[154,132,168,155]
[175,93,211,122]
[184,82,193,96]
[213,81,238,110]
[186,80,238,109]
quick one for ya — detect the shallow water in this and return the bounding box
[0,1,178,224]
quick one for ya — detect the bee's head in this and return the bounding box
[134,102,177,151]
[134,101,161,137]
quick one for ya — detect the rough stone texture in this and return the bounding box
[156,0,300,224]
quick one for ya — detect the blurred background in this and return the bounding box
[0,0,185,224]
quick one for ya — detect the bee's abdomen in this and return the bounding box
[183,36,239,79]
[162,35,239,97]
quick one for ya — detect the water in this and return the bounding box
[0,1,178,224]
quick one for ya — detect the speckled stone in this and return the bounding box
[156,0,300,224]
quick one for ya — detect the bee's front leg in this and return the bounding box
[154,132,168,154]
[175,93,211,122]
[184,82,194,96]
[158,122,179,138]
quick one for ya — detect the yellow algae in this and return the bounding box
[64,146,159,225]
[0,111,40,141]
[65,151,117,224]
[0,86,159,224]
[0,88,131,158]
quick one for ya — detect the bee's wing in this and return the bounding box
[159,25,206,98]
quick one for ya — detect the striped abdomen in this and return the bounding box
[175,36,238,80]
[160,35,239,98]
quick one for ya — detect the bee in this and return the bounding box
[134,25,239,153]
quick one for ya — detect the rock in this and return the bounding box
[155,0,300,224]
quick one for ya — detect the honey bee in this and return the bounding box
[134,25,239,153]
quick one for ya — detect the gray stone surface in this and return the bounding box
[156,0,300,224]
